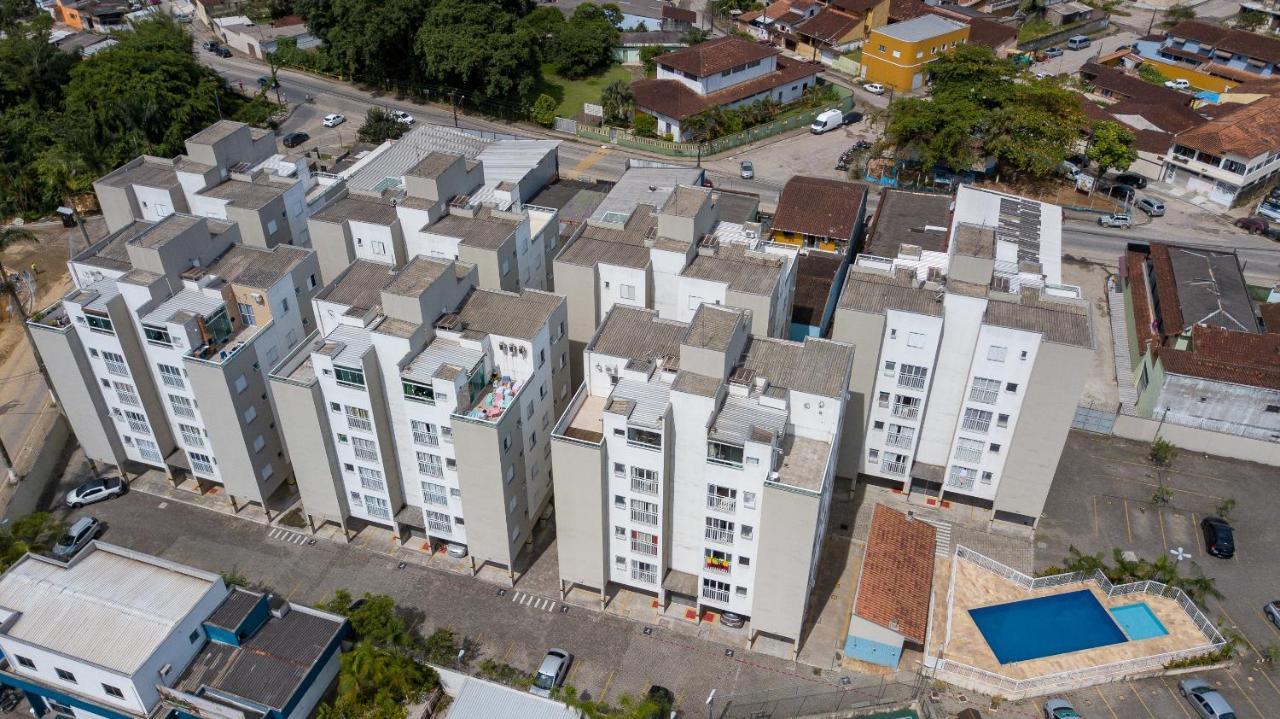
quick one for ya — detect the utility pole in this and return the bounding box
[450,91,463,128]
[0,435,16,484]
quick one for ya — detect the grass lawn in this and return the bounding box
[538,63,636,119]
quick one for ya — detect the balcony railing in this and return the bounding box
[419,463,444,478]
[117,392,140,407]
[428,519,452,533]
[424,493,449,507]
[948,474,976,491]
[885,433,912,449]
[631,477,658,495]
[631,569,657,585]
[704,559,731,574]
[181,434,205,449]
[706,495,736,514]
[414,432,440,447]
[897,373,926,390]
[631,539,658,556]
[347,416,373,432]
[172,405,196,419]
[954,446,983,463]
[891,404,919,420]
[881,460,907,475]
[366,505,391,520]
[191,459,215,476]
[701,586,730,603]
[140,448,162,463]
[704,526,735,545]
[631,509,659,526]
[626,439,660,451]
[961,418,991,433]
[354,447,379,462]
[126,419,150,435]
[160,374,184,389]
[969,387,999,404]
[105,360,129,377]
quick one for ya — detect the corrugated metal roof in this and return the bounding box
[324,324,373,367]
[0,545,218,673]
[448,677,580,719]
[474,140,559,186]
[711,392,787,443]
[457,288,561,340]
[591,167,703,223]
[142,289,225,324]
[403,339,483,384]
[610,377,671,428]
[347,124,492,194]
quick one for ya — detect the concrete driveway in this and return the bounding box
[1030,31,1139,78]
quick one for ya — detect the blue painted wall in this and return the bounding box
[843,635,903,668]
[0,672,135,719]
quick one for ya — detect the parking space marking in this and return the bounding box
[1093,495,1099,537]
[1157,508,1168,549]
[599,669,616,701]
[1165,683,1195,718]
[1129,685,1157,718]
[510,591,558,612]
[1192,513,1207,555]
[1095,686,1120,719]
[1123,499,1133,543]
[1224,668,1266,718]
[268,527,309,545]
[1216,602,1280,702]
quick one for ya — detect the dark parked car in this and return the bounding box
[282,131,309,148]
[1201,516,1235,558]
[1114,172,1147,189]
[842,110,864,125]
[1104,183,1136,201]
[202,40,220,52]
[1235,216,1269,234]
[215,47,231,58]
[257,76,280,89]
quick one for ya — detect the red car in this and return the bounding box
[1235,216,1269,234]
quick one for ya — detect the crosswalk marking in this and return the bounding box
[510,591,557,612]
[268,527,310,545]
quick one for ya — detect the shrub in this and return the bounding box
[633,112,657,137]
[531,94,558,127]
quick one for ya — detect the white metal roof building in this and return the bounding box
[447,676,580,719]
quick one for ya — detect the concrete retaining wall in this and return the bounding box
[1112,413,1279,465]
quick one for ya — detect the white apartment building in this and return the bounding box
[555,168,796,383]
[0,542,345,719]
[552,304,854,653]
[269,256,570,578]
[93,120,322,249]
[832,186,1094,528]
[29,212,320,513]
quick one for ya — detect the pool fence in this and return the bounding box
[929,546,1226,700]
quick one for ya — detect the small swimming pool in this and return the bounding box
[969,589,1128,664]
[1110,603,1169,640]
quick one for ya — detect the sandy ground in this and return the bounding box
[1061,257,1120,409]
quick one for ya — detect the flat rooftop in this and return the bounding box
[200,177,288,209]
[591,167,703,224]
[316,259,399,313]
[97,158,180,189]
[0,544,217,674]
[206,243,310,290]
[773,434,832,492]
[590,306,687,365]
[428,207,520,250]
[864,189,953,258]
[458,288,562,340]
[952,184,1062,285]
[873,12,965,42]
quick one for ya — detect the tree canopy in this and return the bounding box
[885,45,1087,178]
[1087,120,1138,179]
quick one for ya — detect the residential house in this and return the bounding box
[927,7,1018,57]
[0,542,346,719]
[615,31,687,64]
[53,0,128,32]
[630,37,822,141]
[1044,0,1091,26]
[554,168,795,383]
[1134,20,1280,89]
[1161,94,1280,207]
[29,212,320,515]
[661,4,698,31]
[832,185,1093,529]
[843,505,935,668]
[551,303,856,655]
[48,29,117,55]
[736,0,821,40]
[794,8,866,64]
[769,176,868,340]
[268,256,570,579]
[1120,242,1280,443]
[216,16,321,59]
[862,14,969,91]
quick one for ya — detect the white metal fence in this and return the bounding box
[936,546,1226,699]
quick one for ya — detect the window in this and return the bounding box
[898,364,928,389]
[981,471,994,483]
[631,559,658,584]
[626,427,661,450]
[190,452,215,475]
[418,452,443,477]
[873,420,884,430]
[137,439,162,462]
[84,312,114,334]
[179,423,204,448]
[743,491,756,509]
[741,524,754,540]
[705,516,734,544]
[238,302,257,326]
[404,380,435,404]
[422,481,448,506]
[889,329,897,339]
[702,577,730,602]
[124,410,150,435]
[907,332,925,348]
[371,240,386,255]
[997,413,1010,428]
[630,529,658,555]
[426,510,451,533]
[969,377,1000,404]
[962,408,993,433]
[345,405,372,432]
[253,435,266,453]
[114,382,140,406]
[158,363,184,388]
[308,274,317,289]
[882,360,896,376]
[334,365,365,389]
[615,525,626,539]
[891,49,901,58]
[613,462,626,477]
[955,437,984,463]
[869,448,880,460]
[103,351,129,377]
[412,420,438,445]
[168,394,195,418]
[877,391,890,408]
[267,219,279,235]
[55,668,76,684]
[14,656,34,669]
[243,405,257,423]
[987,345,1007,362]
[707,484,737,513]
[1019,350,1028,360]
[619,284,636,300]
[330,402,341,412]
[234,375,248,394]
[364,495,390,519]
[1005,382,1018,393]
[614,494,626,509]
[352,436,378,462]
[704,547,731,573]
[878,44,886,52]
[706,440,744,468]
[631,467,658,494]
[736,586,748,597]
[886,424,915,449]
[143,325,172,346]
[630,499,659,525]
[948,464,977,490]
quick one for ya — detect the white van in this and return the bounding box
[810,109,842,134]
[1066,35,1091,50]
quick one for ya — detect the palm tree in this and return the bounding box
[600,80,635,126]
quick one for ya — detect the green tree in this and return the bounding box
[682,28,711,45]
[531,94,559,126]
[1137,63,1167,84]
[1237,9,1268,30]
[0,14,79,110]
[1150,436,1178,466]
[415,0,541,113]
[0,512,63,572]
[1087,120,1138,180]
[1162,3,1195,26]
[300,0,434,87]
[551,3,620,78]
[519,5,566,40]
[357,108,409,143]
[600,79,635,125]
[886,96,984,172]
[640,44,665,77]
[633,111,657,137]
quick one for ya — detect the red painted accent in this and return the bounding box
[684,609,698,620]
[651,600,660,609]
[941,500,951,508]
[926,498,937,506]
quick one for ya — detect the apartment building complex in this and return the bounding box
[554,167,796,382]
[0,542,345,719]
[832,185,1093,528]
[93,120,321,249]
[268,256,570,577]
[552,303,855,652]
[30,211,320,513]
[307,124,561,291]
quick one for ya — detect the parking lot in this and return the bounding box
[1031,430,1280,717]
[1029,31,1138,78]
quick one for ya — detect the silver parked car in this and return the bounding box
[65,476,125,508]
[1179,678,1237,719]
[1264,600,1280,629]
[1098,213,1132,229]
[529,648,572,697]
[1044,698,1082,718]
[1136,197,1165,217]
[53,516,101,560]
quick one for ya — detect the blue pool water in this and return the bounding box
[969,589,1128,664]
[1110,603,1169,640]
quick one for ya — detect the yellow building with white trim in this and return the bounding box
[862,14,969,91]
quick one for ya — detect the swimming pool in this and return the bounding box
[1110,603,1169,640]
[969,589,1128,664]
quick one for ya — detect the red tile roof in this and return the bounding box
[964,17,1018,50]
[1166,20,1280,65]
[632,57,820,120]
[662,5,697,22]
[1175,95,1280,160]
[655,36,778,78]
[889,0,928,21]
[1262,302,1280,334]
[795,8,861,44]
[853,505,936,644]
[772,175,866,240]
[829,0,884,13]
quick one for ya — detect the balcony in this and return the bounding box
[948,474,976,491]
[897,374,926,390]
[140,447,162,463]
[631,509,659,526]
[701,585,730,603]
[631,569,657,585]
[885,433,912,449]
[631,539,658,556]
[419,463,444,478]
[366,505,391,520]
[424,493,449,507]
[428,519,452,533]
[954,446,983,463]
[704,558,731,574]
[190,459,215,476]
[706,494,736,514]
[961,418,991,433]
[126,419,150,435]
[414,432,440,447]
[968,386,999,404]
[347,416,373,432]
[181,434,205,449]
[117,392,141,407]
[891,404,919,420]
[105,360,130,377]
[631,476,658,495]
[881,460,907,475]
[704,526,735,545]
[160,373,185,389]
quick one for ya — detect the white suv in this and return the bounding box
[391,110,415,125]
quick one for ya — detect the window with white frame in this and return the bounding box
[157,363,183,388]
[631,467,658,494]
[243,405,257,423]
[169,394,195,418]
[705,516,734,544]
[426,509,451,533]
[422,482,449,506]
[630,499,659,525]
[345,405,372,432]
[969,377,1000,404]
[364,495,390,519]
[630,529,658,555]
[358,466,385,493]
[352,436,378,461]
[954,437,984,463]
[630,559,657,584]
[619,284,636,300]
[113,382,140,406]
[189,452,215,475]
[238,303,257,326]
[123,410,150,435]
[411,420,438,446]
[417,452,443,477]
[137,439,162,462]
[962,408,993,433]
[103,351,129,377]
[987,345,1007,362]
[178,423,204,448]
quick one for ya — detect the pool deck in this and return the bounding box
[932,559,1211,681]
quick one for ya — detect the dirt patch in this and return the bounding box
[1062,257,1119,409]
[0,222,82,366]
[976,180,1120,212]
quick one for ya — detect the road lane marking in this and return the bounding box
[1093,495,1099,537]
[599,669,616,702]
[1215,602,1280,702]
[1157,507,1168,549]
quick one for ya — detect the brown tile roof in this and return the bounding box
[655,36,778,78]
[795,8,860,44]
[854,504,936,644]
[772,176,866,240]
[633,57,820,120]
[829,0,883,14]
[1147,243,1185,335]
[1166,20,1280,65]
[1262,303,1280,334]
[663,5,697,22]
[791,251,845,327]
[1080,62,1191,106]
[964,17,1017,50]
[888,0,927,21]
[1160,344,1280,391]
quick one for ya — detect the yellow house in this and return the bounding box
[862,13,969,91]
[829,0,891,32]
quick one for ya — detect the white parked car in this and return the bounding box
[65,476,125,508]
[863,83,886,95]
[322,113,346,127]
[1164,78,1190,90]
[391,110,415,125]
